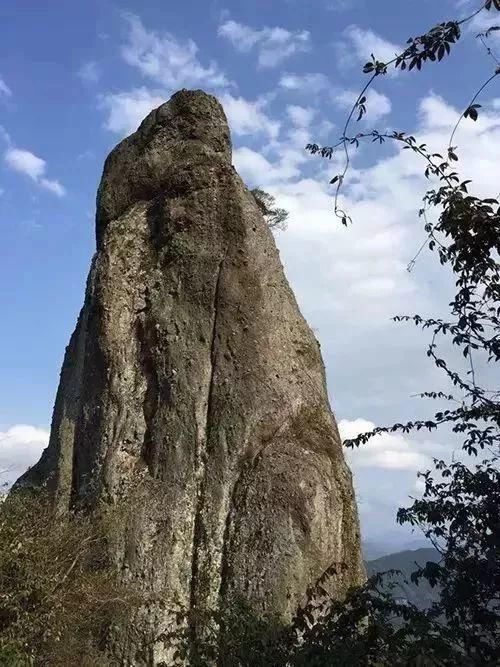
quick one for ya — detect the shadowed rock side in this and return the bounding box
[18,90,365,664]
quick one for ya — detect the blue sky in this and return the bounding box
[1,0,499,553]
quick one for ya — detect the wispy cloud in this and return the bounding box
[218,19,310,67]
[100,87,165,136]
[0,125,12,146]
[77,61,100,83]
[340,25,402,75]
[286,104,315,128]
[0,76,12,99]
[39,178,66,197]
[4,147,66,197]
[220,93,281,139]
[5,148,46,180]
[279,72,330,92]
[122,14,229,89]
[100,14,231,136]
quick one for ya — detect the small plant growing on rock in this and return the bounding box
[251,187,289,231]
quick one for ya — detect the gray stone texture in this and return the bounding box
[19,90,364,664]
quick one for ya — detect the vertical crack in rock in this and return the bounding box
[189,251,226,620]
[137,310,160,474]
[16,89,365,664]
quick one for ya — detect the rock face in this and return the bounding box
[20,90,364,663]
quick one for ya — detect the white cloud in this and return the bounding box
[0,77,12,99]
[218,19,310,67]
[5,148,45,180]
[340,418,432,470]
[0,425,49,487]
[218,20,262,51]
[270,179,423,329]
[334,88,392,122]
[77,61,100,83]
[4,147,66,197]
[220,93,281,139]
[417,93,500,198]
[279,72,330,92]
[233,103,318,187]
[286,104,315,128]
[241,124,424,321]
[100,87,166,136]
[123,14,229,89]
[339,417,441,548]
[268,92,500,342]
[234,146,302,185]
[40,178,66,197]
[341,25,401,75]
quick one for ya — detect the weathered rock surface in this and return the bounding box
[19,90,364,663]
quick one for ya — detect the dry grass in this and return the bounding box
[0,489,139,665]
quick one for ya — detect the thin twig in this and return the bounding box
[324,0,494,222]
[449,71,500,148]
[478,33,500,66]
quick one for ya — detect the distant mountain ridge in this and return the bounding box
[366,547,441,609]
[362,537,431,561]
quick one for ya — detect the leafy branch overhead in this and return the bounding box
[307,0,500,227]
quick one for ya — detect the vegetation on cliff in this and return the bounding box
[0,489,137,665]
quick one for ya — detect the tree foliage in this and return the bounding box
[251,187,289,231]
